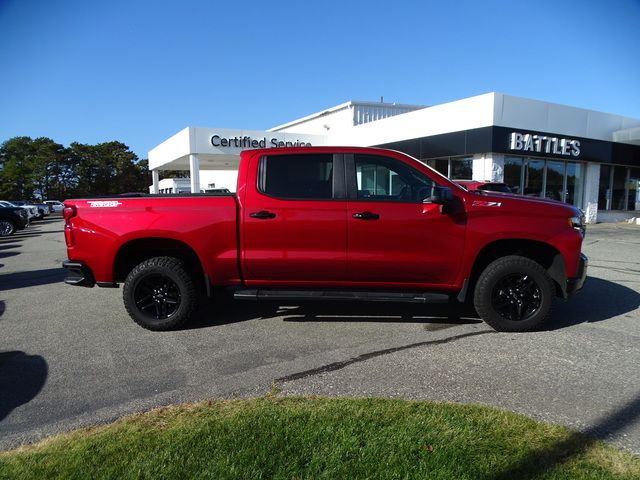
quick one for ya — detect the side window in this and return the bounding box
[354,154,433,202]
[259,154,333,200]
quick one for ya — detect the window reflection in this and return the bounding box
[598,165,612,210]
[504,157,523,194]
[523,159,544,197]
[426,158,449,176]
[566,162,584,209]
[450,157,473,180]
[612,167,627,210]
[545,161,565,201]
[628,168,640,211]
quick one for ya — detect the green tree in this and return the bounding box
[68,141,149,196]
[0,136,36,199]
[30,137,67,200]
[1,136,150,199]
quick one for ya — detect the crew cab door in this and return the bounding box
[241,152,348,283]
[346,153,465,287]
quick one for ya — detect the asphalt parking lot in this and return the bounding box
[0,218,639,453]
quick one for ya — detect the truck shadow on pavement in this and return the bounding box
[187,299,482,330]
[0,351,48,423]
[187,275,637,331]
[0,268,67,291]
[491,392,640,479]
[551,276,640,329]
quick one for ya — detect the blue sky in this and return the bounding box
[1,0,639,159]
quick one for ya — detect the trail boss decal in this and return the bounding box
[88,201,122,208]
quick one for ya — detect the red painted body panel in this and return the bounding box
[64,146,585,293]
[65,196,239,284]
[241,152,347,282]
[346,200,465,286]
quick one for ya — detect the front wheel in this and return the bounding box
[473,256,555,332]
[123,256,197,331]
[0,220,16,237]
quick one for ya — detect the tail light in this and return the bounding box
[63,205,77,247]
[63,206,76,221]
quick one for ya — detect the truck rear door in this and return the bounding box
[240,152,348,283]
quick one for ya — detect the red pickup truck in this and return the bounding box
[63,147,587,332]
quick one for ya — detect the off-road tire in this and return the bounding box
[123,256,197,331]
[473,255,555,332]
[0,220,16,237]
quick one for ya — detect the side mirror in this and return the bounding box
[424,186,453,205]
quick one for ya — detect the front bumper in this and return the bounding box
[62,261,96,287]
[566,253,588,297]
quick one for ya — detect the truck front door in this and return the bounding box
[345,153,466,287]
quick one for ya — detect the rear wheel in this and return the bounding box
[473,256,555,332]
[123,256,197,331]
[0,220,16,237]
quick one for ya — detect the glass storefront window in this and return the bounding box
[450,157,473,180]
[504,156,523,194]
[427,158,449,176]
[566,162,584,209]
[627,167,640,211]
[598,165,612,210]
[545,161,565,202]
[422,154,587,208]
[523,159,545,197]
[612,167,628,210]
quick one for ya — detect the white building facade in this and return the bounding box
[148,93,640,223]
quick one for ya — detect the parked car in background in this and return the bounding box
[34,203,50,220]
[0,201,38,221]
[0,206,29,236]
[9,200,42,220]
[44,200,65,213]
[8,201,50,220]
[454,180,513,194]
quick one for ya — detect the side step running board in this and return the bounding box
[233,289,450,304]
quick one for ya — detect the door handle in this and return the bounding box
[249,210,276,219]
[352,211,379,220]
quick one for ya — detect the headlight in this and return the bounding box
[568,215,585,235]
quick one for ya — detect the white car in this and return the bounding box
[44,200,65,213]
[0,200,37,221]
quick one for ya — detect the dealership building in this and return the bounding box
[149,93,640,223]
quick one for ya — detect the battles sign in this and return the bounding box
[509,132,580,157]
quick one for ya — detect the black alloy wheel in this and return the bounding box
[123,256,197,331]
[473,255,555,332]
[133,273,182,320]
[491,273,542,322]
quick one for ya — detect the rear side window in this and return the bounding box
[259,154,333,199]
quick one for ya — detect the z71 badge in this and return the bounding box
[472,200,502,207]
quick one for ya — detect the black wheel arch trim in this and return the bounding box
[546,254,568,298]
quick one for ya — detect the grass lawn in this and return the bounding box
[0,397,638,479]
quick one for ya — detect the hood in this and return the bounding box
[468,190,583,216]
